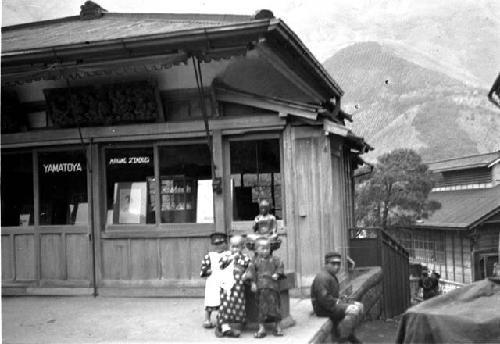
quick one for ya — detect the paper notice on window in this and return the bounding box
[196,179,214,223]
[118,182,147,224]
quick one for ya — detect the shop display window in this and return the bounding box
[1,153,34,226]
[230,139,282,220]
[105,147,155,224]
[158,144,213,223]
[38,150,88,225]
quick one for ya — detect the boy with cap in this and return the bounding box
[200,232,228,328]
[311,252,363,344]
[215,235,252,338]
[246,237,285,338]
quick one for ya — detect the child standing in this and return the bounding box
[200,232,228,328]
[247,237,285,338]
[215,235,251,338]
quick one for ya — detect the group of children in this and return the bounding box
[200,200,284,338]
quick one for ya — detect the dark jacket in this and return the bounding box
[311,269,347,321]
[246,255,284,291]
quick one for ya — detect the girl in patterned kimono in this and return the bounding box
[215,235,251,338]
[200,232,228,328]
[247,237,285,338]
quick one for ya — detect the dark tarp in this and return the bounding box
[396,278,500,344]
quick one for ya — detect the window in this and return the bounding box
[230,139,282,220]
[158,144,213,223]
[105,147,154,224]
[38,150,88,225]
[104,143,214,226]
[1,153,34,226]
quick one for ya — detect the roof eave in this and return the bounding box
[2,19,272,64]
[273,20,343,97]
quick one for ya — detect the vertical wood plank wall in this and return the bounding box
[282,125,352,290]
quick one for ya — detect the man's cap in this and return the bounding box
[325,251,342,263]
[210,232,227,245]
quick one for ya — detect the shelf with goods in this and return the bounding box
[148,175,197,223]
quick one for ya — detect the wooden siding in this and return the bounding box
[281,125,352,289]
[100,237,209,284]
[437,167,492,187]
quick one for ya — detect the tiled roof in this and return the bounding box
[417,185,500,228]
[427,151,500,172]
[2,13,254,53]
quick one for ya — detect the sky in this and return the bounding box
[2,0,500,87]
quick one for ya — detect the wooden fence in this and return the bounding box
[349,227,411,318]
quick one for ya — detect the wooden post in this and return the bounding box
[212,130,225,233]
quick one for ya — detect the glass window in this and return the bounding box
[158,144,213,223]
[38,150,88,225]
[1,153,34,226]
[230,139,281,220]
[105,147,154,225]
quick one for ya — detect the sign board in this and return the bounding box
[196,179,214,223]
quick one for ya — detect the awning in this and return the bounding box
[2,53,187,86]
[2,46,250,87]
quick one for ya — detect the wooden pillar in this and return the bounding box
[212,130,225,233]
[282,124,299,281]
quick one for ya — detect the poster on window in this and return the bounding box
[196,179,214,223]
[113,182,147,224]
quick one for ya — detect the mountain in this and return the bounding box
[3,0,500,88]
[323,42,500,163]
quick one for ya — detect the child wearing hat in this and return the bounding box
[215,235,252,338]
[200,232,229,328]
[246,237,285,338]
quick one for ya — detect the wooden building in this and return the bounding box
[1,3,370,296]
[387,152,500,285]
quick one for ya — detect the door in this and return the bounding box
[36,147,94,288]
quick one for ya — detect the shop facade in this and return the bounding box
[1,5,369,296]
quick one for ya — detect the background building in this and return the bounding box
[388,151,500,286]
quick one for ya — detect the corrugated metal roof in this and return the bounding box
[417,185,500,228]
[1,13,254,53]
[427,151,500,172]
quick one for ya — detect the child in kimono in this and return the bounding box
[215,235,251,338]
[200,232,228,328]
[247,237,285,338]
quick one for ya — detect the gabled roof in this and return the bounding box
[1,8,343,99]
[2,13,253,54]
[416,185,500,229]
[427,151,500,172]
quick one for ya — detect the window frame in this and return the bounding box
[101,140,216,232]
[36,146,91,228]
[0,149,36,231]
[1,146,92,232]
[225,132,285,234]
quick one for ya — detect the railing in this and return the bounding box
[349,227,411,318]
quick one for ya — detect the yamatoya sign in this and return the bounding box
[43,162,84,173]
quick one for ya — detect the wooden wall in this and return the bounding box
[282,124,352,290]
